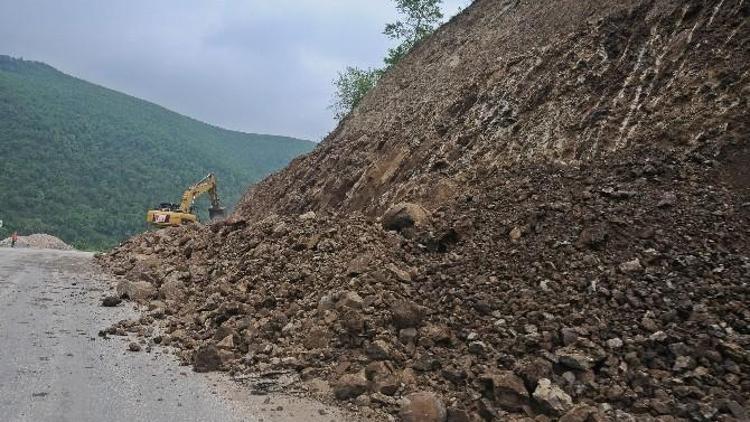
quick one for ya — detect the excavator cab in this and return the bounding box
[147,173,225,227]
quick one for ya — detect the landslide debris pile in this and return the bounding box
[100,0,749,420]
[0,234,74,250]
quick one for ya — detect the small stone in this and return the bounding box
[101,296,122,307]
[216,334,235,350]
[641,317,659,332]
[619,259,643,274]
[468,341,487,355]
[388,263,412,282]
[366,339,393,361]
[399,392,447,422]
[399,328,419,344]
[128,342,141,352]
[560,328,578,345]
[556,347,595,370]
[298,211,317,221]
[337,291,364,309]
[559,404,596,422]
[649,331,668,342]
[533,378,573,415]
[673,355,696,371]
[657,192,676,208]
[346,255,372,276]
[333,373,368,400]
[606,338,624,349]
[509,226,523,241]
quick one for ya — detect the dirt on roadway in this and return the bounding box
[0,248,357,422]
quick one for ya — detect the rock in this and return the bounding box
[606,338,624,349]
[303,327,331,349]
[337,291,364,309]
[305,378,331,394]
[101,296,122,307]
[619,259,643,274]
[365,339,394,361]
[657,192,676,208]
[128,342,141,352]
[673,355,696,371]
[641,316,658,332]
[216,334,235,350]
[333,373,368,400]
[382,203,431,232]
[116,280,157,302]
[556,347,596,370]
[649,331,668,342]
[468,341,487,355]
[509,226,523,241]
[446,408,472,422]
[193,345,223,373]
[533,378,573,415]
[560,327,579,345]
[400,327,419,344]
[559,404,596,422]
[391,300,426,329]
[159,277,186,302]
[515,357,553,390]
[399,392,447,422]
[479,371,529,412]
[388,263,413,282]
[346,255,372,276]
[298,211,317,221]
[577,225,608,249]
[421,324,452,345]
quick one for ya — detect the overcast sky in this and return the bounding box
[0,1,467,141]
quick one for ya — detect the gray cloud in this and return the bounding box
[0,0,468,140]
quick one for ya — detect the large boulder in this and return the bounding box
[193,345,222,373]
[333,373,368,400]
[382,203,430,232]
[399,392,447,422]
[116,280,156,302]
[391,300,426,329]
[533,378,573,415]
[479,371,529,412]
[159,276,186,302]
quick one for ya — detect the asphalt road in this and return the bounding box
[0,248,353,422]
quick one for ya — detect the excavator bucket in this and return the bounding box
[209,206,225,220]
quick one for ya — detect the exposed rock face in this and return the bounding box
[235,0,750,221]
[98,0,750,420]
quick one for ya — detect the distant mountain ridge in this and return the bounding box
[0,55,315,249]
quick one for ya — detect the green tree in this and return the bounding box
[383,0,444,67]
[331,0,444,120]
[331,67,382,120]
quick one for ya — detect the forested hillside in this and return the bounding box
[0,55,314,249]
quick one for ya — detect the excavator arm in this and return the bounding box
[179,173,225,219]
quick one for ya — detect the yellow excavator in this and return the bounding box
[146,173,225,227]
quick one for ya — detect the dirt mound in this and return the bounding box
[99,145,749,420]
[1,234,74,250]
[99,0,749,420]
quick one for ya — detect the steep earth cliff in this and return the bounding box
[100,0,749,420]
